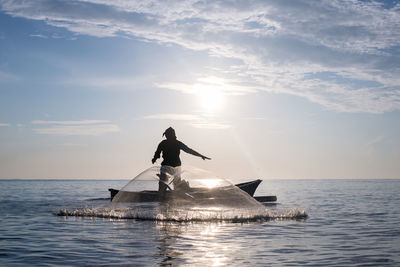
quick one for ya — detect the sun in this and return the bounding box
[197,87,223,111]
[193,77,225,112]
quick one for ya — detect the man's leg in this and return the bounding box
[158,168,168,200]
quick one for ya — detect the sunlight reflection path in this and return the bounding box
[156,222,239,266]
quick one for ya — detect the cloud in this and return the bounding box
[1,0,400,113]
[189,122,231,130]
[0,123,10,127]
[32,120,111,125]
[29,34,48,39]
[0,70,18,83]
[32,120,120,136]
[157,76,258,96]
[143,113,199,121]
[142,113,232,130]
[366,135,385,157]
[57,143,88,147]
[66,75,159,90]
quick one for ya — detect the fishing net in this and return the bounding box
[57,166,308,221]
[111,165,263,209]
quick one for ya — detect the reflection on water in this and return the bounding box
[156,222,238,266]
[156,223,184,266]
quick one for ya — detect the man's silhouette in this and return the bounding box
[152,127,210,194]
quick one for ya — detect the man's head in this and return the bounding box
[163,127,176,140]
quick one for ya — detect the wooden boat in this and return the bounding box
[109,179,277,203]
[235,179,262,196]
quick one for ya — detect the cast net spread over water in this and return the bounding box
[112,166,262,208]
[58,166,307,221]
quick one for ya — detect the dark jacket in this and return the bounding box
[153,139,192,167]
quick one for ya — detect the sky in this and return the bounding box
[0,0,399,180]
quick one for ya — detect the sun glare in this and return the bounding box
[200,179,222,188]
[197,87,223,111]
[193,77,226,112]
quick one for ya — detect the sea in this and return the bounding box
[1,178,399,266]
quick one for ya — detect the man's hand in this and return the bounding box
[152,158,157,164]
[201,156,211,160]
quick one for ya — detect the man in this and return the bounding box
[152,127,211,194]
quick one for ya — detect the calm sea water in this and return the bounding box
[1,179,399,266]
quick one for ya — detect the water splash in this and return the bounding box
[57,204,308,222]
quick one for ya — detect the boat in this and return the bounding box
[108,179,277,203]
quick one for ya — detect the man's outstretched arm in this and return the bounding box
[181,142,211,160]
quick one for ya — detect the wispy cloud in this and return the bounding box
[157,76,258,96]
[143,113,199,121]
[0,70,18,83]
[32,120,111,125]
[366,135,385,157]
[0,123,10,127]
[32,120,120,136]
[2,0,400,113]
[57,143,88,147]
[66,75,158,90]
[241,117,268,121]
[142,113,232,130]
[29,33,48,39]
[190,122,231,130]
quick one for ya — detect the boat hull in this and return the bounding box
[108,179,277,203]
